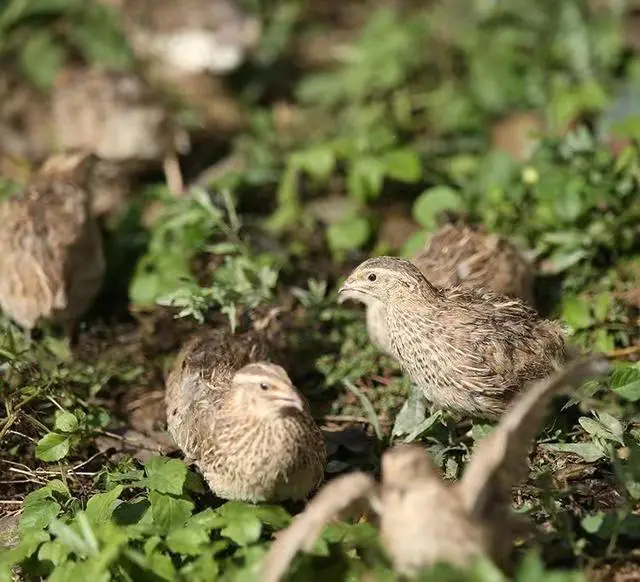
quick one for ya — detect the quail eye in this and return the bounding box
[367,273,377,282]
[259,382,269,391]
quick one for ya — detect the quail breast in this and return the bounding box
[166,330,326,502]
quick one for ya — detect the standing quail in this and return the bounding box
[166,328,327,502]
[0,152,105,333]
[261,357,609,580]
[366,223,534,355]
[340,257,566,420]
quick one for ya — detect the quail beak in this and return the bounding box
[269,386,305,413]
[338,280,370,304]
[337,283,351,304]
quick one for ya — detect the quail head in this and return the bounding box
[339,257,566,420]
[166,328,326,502]
[366,223,534,355]
[0,151,105,333]
[261,357,609,580]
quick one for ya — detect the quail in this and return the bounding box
[261,357,609,580]
[366,223,534,356]
[340,257,566,420]
[103,0,260,77]
[166,328,327,502]
[0,152,105,334]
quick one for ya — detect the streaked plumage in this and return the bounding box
[341,257,566,420]
[166,328,326,502]
[0,152,105,331]
[261,358,609,580]
[366,223,534,355]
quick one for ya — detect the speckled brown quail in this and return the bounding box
[0,152,105,333]
[261,357,609,580]
[366,223,534,355]
[340,257,566,420]
[52,66,187,194]
[166,328,326,502]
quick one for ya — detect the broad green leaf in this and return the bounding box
[144,456,188,496]
[578,416,622,444]
[540,442,605,462]
[85,486,123,525]
[35,433,71,462]
[383,148,422,182]
[19,30,65,90]
[403,410,442,444]
[20,489,61,533]
[412,186,464,229]
[392,384,427,439]
[347,157,386,202]
[254,505,292,529]
[217,503,263,546]
[561,296,592,330]
[54,411,78,433]
[37,539,69,567]
[610,365,640,402]
[185,508,227,531]
[326,217,371,254]
[149,492,193,532]
[290,146,336,180]
[180,553,220,580]
[166,526,210,555]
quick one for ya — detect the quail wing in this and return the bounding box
[457,357,610,521]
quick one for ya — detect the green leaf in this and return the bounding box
[20,489,61,533]
[179,553,221,580]
[166,526,210,555]
[54,411,79,433]
[383,148,422,182]
[561,296,592,330]
[347,157,386,202]
[290,146,336,180]
[326,217,371,254]
[217,503,263,546]
[343,380,382,441]
[412,186,464,229]
[37,539,69,567]
[542,248,589,274]
[35,433,71,462]
[85,486,123,525]
[19,30,65,90]
[403,410,442,444]
[540,442,605,462]
[581,512,607,535]
[579,416,623,445]
[254,505,292,530]
[610,365,640,402]
[392,384,427,439]
[149,492,193,532]
[144,456,188,496]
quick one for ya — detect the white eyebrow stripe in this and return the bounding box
[233,372,293,388]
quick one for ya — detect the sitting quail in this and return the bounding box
[166,328,327,502]
[0,152,105,333]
